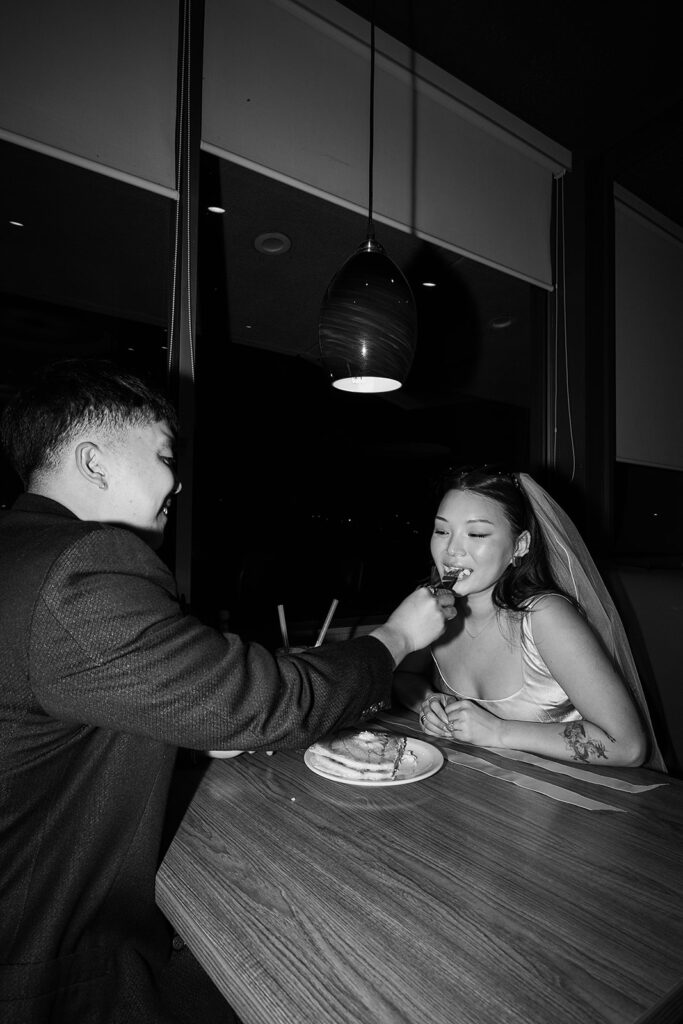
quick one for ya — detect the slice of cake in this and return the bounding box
[307,729,415,780]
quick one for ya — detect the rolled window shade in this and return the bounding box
[615,186,683,472]
[0,0,177,195]
[202,0,571,290]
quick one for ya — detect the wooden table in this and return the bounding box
[156,711,683,1024]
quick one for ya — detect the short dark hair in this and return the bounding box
[0,359,179,485]
[436,464,575,611]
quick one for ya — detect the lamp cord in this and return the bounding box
[367,8,375,241]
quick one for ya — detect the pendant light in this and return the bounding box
[318,13,417,393]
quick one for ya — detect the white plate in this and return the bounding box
[304,736,444,787]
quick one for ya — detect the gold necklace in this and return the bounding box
[463,610,497,639]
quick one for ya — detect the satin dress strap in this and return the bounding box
[430,597,581,724]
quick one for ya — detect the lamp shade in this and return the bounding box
[318,238,417,392]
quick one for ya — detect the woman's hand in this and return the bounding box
[418,693,451,734]
[419,694,504,748]
[443,700,505,747]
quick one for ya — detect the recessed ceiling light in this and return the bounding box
[421,281,437,288]
[489,314,514,330]
[254,231,291,255]
[9,220,24,227]
[207,205,225,214]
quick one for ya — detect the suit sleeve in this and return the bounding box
[29,527,393,749]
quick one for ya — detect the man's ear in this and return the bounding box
[75,442,108,489]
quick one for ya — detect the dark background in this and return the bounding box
[2,0,682,648]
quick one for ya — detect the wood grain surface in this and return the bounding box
[157,713,683,1024]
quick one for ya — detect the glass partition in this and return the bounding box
[191,153,546,647]
[0,139,173,509]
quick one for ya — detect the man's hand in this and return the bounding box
[371,586,456,666]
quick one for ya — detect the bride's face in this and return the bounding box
[430,489,529,596]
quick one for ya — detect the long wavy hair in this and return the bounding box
[434,465,577,612]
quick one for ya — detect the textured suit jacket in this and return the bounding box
[0,494,392,1023]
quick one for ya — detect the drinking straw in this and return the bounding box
[314,598,339,647]
[277,604,289,652]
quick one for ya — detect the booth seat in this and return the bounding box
[602,560,683,776]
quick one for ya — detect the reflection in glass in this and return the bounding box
[192,155,544,645]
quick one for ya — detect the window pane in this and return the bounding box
[192,155,544,647]
[0,141,172,504]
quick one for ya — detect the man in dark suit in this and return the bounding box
[0,359,454,1024]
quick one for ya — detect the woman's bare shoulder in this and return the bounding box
[523,592,587,636]
[524,591,578,617]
